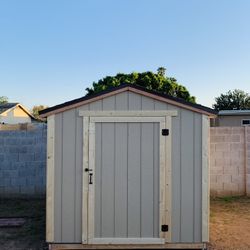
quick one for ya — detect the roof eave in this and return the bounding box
[39,84,217,118]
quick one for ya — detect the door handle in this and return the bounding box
[89,173,93,184]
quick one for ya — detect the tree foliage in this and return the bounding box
[0,96,8,104]
[213,89,250,110]
[31,105,48,119]
[86,68,196,103]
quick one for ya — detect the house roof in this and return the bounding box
[218,110,250,116]
[39,84,217,117]
[0,103,19,114]
[0,103,35,119]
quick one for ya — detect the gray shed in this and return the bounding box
[40,84,216,249]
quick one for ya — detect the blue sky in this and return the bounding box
[0,0,250,109]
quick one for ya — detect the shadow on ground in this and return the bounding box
[0,198,48,250]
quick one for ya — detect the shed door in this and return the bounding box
[83,115,170,244]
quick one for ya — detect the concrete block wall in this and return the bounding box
[210,127,250,196]
[0,124,46,197]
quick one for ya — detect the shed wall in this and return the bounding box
[53,91,203,243]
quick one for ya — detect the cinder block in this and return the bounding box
[20,186,35,195]
[223,167,239,175]
[210,168,223,175]
[210,175,217,183]
[215,143,230,151]
[215,158,230,166]
[216,127,232,134]
[232,174,244,183]
[223,182,238,192]
[216,174,232,183]
[4,153,18,162]
[0,178,10,187]
[210,144,216,152]
[230,135,241,143]
[232,127,243,134]
[230,143,244,151]
[3,170,18,178]
[26,178,37,186]
[4,138,19,145]
[11,177,26,186]
[230,157,243,166]
[18,153,34,162]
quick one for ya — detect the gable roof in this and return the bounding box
[39,84,217,118]
[0,103,19,114]
[0,103,35,119]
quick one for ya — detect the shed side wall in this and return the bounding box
[53,91,203,243]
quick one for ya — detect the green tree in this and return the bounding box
[213,89,250,110]
[0,96,8,104]
[85,68,196,103]
[31,105,48,119]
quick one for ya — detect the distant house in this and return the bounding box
[0,103,35,124]
[211,110,250,127]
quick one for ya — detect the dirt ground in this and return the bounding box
[0,197,250,250]
[0,198,48,250]
[209,196,250,250]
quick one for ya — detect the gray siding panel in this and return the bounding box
[127,123,141,237]
[114,123,128,237]
[115,92,128,110]
[61,110,76,242]
[75,109,83,242]
[180,110,194,242]
[153,123,160,237]
[101,123,115,237]
[171,108,181,242]
[54,113,63,242]
[141,123,154,237]
[128,92,142,110]
[94,123,102,238]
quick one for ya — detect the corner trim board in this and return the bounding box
[82,117,89,244]
[202,115,209,242]
[46,114,55,242]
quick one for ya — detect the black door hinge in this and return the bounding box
[162,129,169,136]
[161,224,168,232]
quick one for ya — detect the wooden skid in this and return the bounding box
[50,243,205,250]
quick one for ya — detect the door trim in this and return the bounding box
[81,111,175,244]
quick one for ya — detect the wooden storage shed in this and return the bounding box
[40,84,216,249]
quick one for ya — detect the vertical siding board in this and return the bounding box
[194,114,202,242]
[127,123,141,237]
[115,92,129,110]
[61,110,76,242]
[89,100,102,110]
[94,123,102,238]
[114,123,128,237]
[154,100,168,110]
[180,110,194,242]
[101,123,115,237]
[153,123,160,238]
[170,108,181,243]
[128,92,142,110]
[102,95,116,110]
[141,96,154,110]
[75,109,83,242]
[54,113,62,242]
[141,123,154,237]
